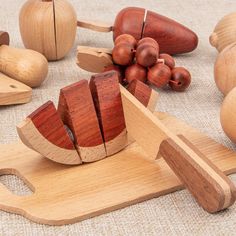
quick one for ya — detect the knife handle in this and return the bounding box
[159,135,236,213]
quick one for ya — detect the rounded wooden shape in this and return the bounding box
[137,37,159,50]
[112,43,134,66]
[147,63,171,88]
[159,53,175,69]
[220,87,236,143]
[125,64,147,83]
[214,43,236,95]
[0,31,10,46]
[169,67,191,92]
[210,12,236,52]
[19,0,77,61]
[114,34,137,48]
[136,44,159,67]
[103,64,124,83]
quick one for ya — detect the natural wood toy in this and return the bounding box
[0,31,48,88]
[125,64,147,83]
[1,111,236,225]
[220,87,236,143]
[19,0,77,61]
[57,80,106,162]
[159,53,175,69]
[0,73,32,105]
[169,67,191,92]
[90,71,128,156]
[127,79,159,112]
[210,12,236,52]
[77,7,198,55]
[17,101,81,165]
[214,43,236,95]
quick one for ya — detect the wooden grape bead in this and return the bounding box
[159,53,175,69]
[103,64,124,83]
[147,63,171,88]
[136,44,159,67]
[169,67,191,92]
[137,37,159,50]
[125,63,147,83]
[114,34,137,48]
[220,87,236,143]
[112,43,134,66]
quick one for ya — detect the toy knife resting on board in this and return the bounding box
[17,71,236,214]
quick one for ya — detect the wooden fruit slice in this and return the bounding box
[58,80,106,162]
[0,73,32,105]
[127,80,159,112]
[17,101,81,165]
[89,71,128,156]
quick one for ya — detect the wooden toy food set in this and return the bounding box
[1,1,236,227]
[0,31,48,105]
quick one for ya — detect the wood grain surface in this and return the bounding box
[1,111,236,225]
[58,80,106,162]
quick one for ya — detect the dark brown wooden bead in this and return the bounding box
[103,64,124,83]
[169,67,191,92]
[159,53,175,69]
[137,37,159,50]
[125,63,147,83]
[114,34,137,48]
[147,63,171,88]
[112,43,134,66]
[136,43,159,67]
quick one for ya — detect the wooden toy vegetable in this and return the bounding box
[0,31,48,88]
[19,0,77,61]
[220,87,236,143]
[77,7,198,55]
[125,64,147,83]
[214,43,236,95]
[210,12,236,52]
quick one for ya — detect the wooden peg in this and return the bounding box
[127,80,159,112]
[58,80,106,162]
[120,85,236,213]
[0,31,48,88]
[17,101,81,165]
[0,73,32,105]
[90,71,128,156]
[77,20,113,32]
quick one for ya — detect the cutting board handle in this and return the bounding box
[159,135,236,213]
[77,20,113,32]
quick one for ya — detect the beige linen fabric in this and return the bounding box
[0,0,236,235]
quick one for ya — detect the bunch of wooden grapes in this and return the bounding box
[104,34,191,92]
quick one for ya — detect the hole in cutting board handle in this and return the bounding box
[0,169,34,196]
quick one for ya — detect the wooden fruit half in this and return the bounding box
[17,101,81,165]
[58,80,106,162]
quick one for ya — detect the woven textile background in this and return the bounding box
[0,0,236,235]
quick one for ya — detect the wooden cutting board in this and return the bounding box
[0,112,236,226]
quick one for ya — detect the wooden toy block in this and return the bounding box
[17,101,81,165]
[89,71,128,156]
[127,79,159,112]
[120,85,236,213]
[58,80,106,162]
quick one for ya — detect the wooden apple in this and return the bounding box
[19,0,77,61]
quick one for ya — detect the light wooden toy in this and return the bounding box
[17,73,236,214]
[210,12,236,52]
[0,31,48,88]
[0,73,32,105]
[214,43,236,95]
[19,0,77,61]
[220,87,236,143]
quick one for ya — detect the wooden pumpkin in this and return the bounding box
[19,0,77,61]
[210,12,236,52]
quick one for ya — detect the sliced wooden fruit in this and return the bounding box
[89,71,128,156]
[58,80,106,162]
[17,101,81,165]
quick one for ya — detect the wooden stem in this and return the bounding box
[77,20,113,32]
